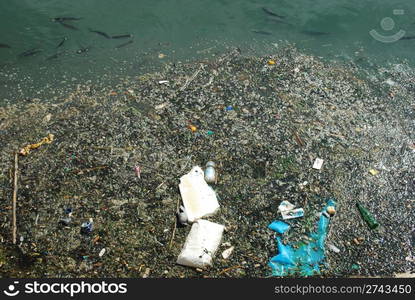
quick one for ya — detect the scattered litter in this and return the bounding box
[268,60,276,65]
[278,201,295,213]
[158,53,166,59]
[312,158,324,170]
[225,105,234,111]
[221,246,234,259]
[134,165,141,178]
[268,220,290,234]
[326,206,336,216]
[281,208,304,220]
[188,124,197,132]
[177,220,224,268]
[179,166,220,223]
[155,102,169,110]
[80,221,93,234]
[158,80,169,84]
[176,205,188,226]
[206,130,214,136]
[204,161,217,184]
[99,248,106,257]
[327,244,340,253]
[322,211,330,218]
[356,202,379,229]
[142,268,151,278]
[19,133,54,156]
[269,198,336,276]
[59,217,71,227]
[369,169,379,176]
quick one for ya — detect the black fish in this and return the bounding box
[59,22,79,30]
[88,29,111,39]
[251,30,272,35]
[115,40,133,48]
[111,34,133,39]
[46,52,64,60]
[0,43,11,48]
[262,7,285,19]
[52,17,82,22]
[57,37,67,48]
[302,30,330,36]
[18,48,42,57]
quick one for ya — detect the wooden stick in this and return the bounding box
[168,196,180,249]
[218,265,243,275]
[12,152,18,244]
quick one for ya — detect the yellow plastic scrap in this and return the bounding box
[19,133,54,156]
[369,169,379,176]
[267,60,276,65]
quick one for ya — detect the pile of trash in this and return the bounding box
[0,46,414,278]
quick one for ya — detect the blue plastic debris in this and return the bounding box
[64,208,73,214]
[225,105,234,111]
[268,221,290,234]
[268,198,336,277]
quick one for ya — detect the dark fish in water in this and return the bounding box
[46,52,64,60]
[115,40,133,48]
[302,30,330,36]
[262,7,285,19]
[251,30,272,35]
[111,34,133,39]
[59,22,79,30]
[0,43,11,48]
[76,46,90,54]
[89,29,111,39]
[57,37,67,48]
[18,48,42,57]
[401,36,415,40]
[52,17,82,22]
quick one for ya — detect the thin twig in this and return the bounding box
[168,196,180,249]
[12,152,18,244]
[180,65,203,91]
[218,265,243,275]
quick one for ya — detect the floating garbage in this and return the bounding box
[176,205,188,226]
[268,220,290,234]
[221,246,234,259]
[326,206,336,216]
[312,158,324,170]
[179,166,220,223]
[19,133,54,156]
[269,198,336,276]
[134,165,141,178]
[327,244,341,253]
[278,201,295,213]
[80,221,93,234]
[369,169,379,176]
[204,161,217,184]
[281,208,304,220]
[176,220,224,268]
[225,105,234,111]
[356,202,379,230]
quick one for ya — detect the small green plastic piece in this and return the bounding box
[356,202,379,230]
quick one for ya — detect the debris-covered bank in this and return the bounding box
[0,46,414,278]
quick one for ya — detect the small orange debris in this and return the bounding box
[109,91,117,96]
[188,124,197,132]
[19,133,54,156]
[267,60,276,65]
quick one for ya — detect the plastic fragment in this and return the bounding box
[356,202,379,229]
[312,158,324,170]
[99,248,106,257]
[369,169,379,175]
[221,246,234,259]
[268,220,290,234]
[278,201,295,213]
[177,220,224,268]
[179,166,220,223]
[327,244,340,253]
[281,208,304,220]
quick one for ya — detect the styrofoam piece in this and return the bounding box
[221,246,234,259]
[312,158,324,169]
[177,220,225,268]
[278,200,295,213]
[179,166,220,223]
[281,208,304,220]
